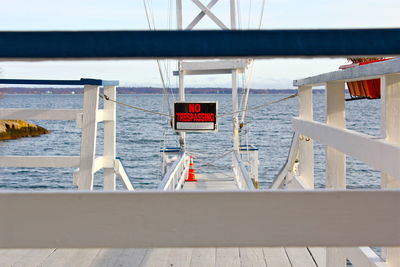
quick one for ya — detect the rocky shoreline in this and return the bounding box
[0,120,49,141]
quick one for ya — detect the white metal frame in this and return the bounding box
[0,83,133,191]
[158,151,190,190]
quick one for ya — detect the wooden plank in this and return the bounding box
[11,249,56,267]
[165,248,192,267]
[190,248,215,267]
[89,248,147,267]
[0,156,80,168]
[298,85,314,189]
[343,247,386,267]
[1,191,400,248]
[78,85,99,190]
[40,248,99,266]
[293,118,400,179]
[262,248,291,267]
[308,247,326,267]
[0,249,34,267]
[140,249,170,267]
[285,247,317,267]
[0,109,82,120]
[239,248,266,267]
[103,85,116,190]
[215,248,240,267]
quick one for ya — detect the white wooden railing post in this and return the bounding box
[298,85,314,188]
[78,85,100,190]
[103,85,116,190]
[381,74,400,267]
[325,81,347,267]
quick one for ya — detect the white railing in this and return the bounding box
[233,150,255,190]
[0,79,134,191]
[158,151,190,190]
[271,58,400,266]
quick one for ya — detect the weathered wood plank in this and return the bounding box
[308,247,326,267]
[239,247,266,267]
[140,249,170,267]
[285,247,317,267]
[262,248,291,267]
[40,248,99,267]
[216,248,240,267]
[165,248,192,267]
[190,248,215,267]
[12,249,56,267]
[89,248,147,267]
[0,249,34,267]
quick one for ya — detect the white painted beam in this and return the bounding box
[293,58,400,86]
[103,85,116,191]
[298,86,314,189]
[0,109,82,120]
[180,60,248,72]
[0,156,80,168]
[293,118,400,180]
[1,190,400,248]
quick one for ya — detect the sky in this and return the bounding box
[0,0,399,88]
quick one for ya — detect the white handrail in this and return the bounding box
[233,150,255,190]
[158,152,189,190]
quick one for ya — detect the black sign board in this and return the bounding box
[174,101,217,132]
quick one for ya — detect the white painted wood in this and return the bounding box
[326,248,345,267]
[166,248,192,267]
[115,159,134,191]
[285,247,316,267]
[90,248,147,267]
[343,247,386,267]
[298,85,314,189]
[78,85,100,190]
[191,0,228,30]
[190,248,215,267]
[239,248,266,267]
[0,109,82,120]
[176,0,182,29]
[293,58,400,86]
[181,60,247,72]
[286,175,309,189]
[233,151,255,189]
[94,156,105,173]
[308,247,326,267]
[103,85,116,191]
[230,0,236,29]
[11,249,56,267]
[1,191,400,248]
[96,109,114,122]
[40,248,99,267]
[262,248,291,267]
[140,249,170,267]
[186,0,219,30]
[183,172,238,190]
[76,112,84,128]
[325,81,346,189]
[216,248,240,267]
[270,132,300,189]
[0,156,80,168]
[0,249,35,267]
[380,74,400,267]
[293,118,400,180]
[232,69,239,152]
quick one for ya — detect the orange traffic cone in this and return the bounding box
[185,155,197,182]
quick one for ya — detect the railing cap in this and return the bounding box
[0,78,119,86]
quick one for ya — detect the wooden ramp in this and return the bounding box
[0,173,325,266]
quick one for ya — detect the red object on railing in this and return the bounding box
[185,155,197,182]
[340,58,393,99]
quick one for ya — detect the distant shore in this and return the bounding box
[0,120,49,141]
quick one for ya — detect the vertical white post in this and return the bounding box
[381,74,400,267]
[178,62,186,149]
[325,81,346,267]
[298,85,313,189]
[232,69,240,152]
[326,81,346,189]
[230,0,237,29]
[78,85,100,190]
[103,85,116,191]
[176,0,182,29]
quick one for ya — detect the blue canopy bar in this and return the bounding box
[0,29,399,59]
[0,78,119,86]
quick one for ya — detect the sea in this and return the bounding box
[0,92,381,190]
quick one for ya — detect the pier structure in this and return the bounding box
[0,30,400,266]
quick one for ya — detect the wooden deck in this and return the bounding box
[0,173,326,266]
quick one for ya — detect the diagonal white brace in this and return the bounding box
[186,0,220,30]
[191,0,228,30]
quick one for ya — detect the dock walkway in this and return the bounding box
[0,173,325,266]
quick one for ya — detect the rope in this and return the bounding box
[100,94,172,118]
[217,93,298,118]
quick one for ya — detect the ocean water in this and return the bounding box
[0,93,381,190]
